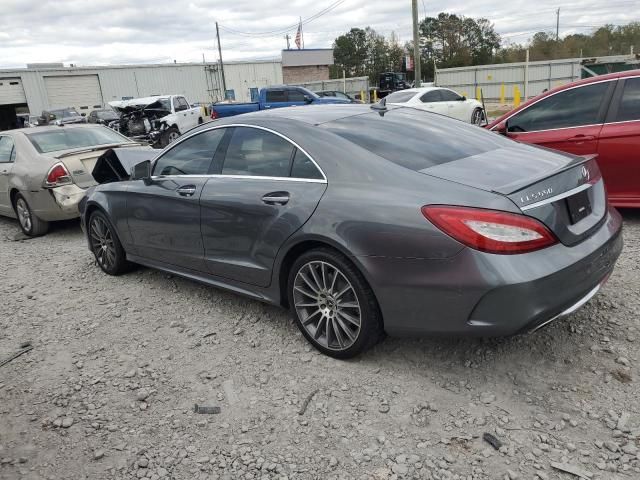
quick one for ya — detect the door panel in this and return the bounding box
[0,136,15,215]
[597,121,640,203]
[507,124,603,156]
[200,178,326,286]
[126,177,209,271]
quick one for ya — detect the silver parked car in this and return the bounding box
[0,124,141,236]
[80,105,622,358]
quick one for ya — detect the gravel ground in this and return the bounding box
[0,210,639,480]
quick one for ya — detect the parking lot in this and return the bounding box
[0,210,638,479]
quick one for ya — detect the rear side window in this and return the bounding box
[323,108,514,171]
[290,149,323,180]
[615,78,640,122]
[420,90,442,102]
[222,127,294,177]
[153,129,224,176]
[508,81,610,132]
[385,91,416,103]
[266,90,286,103]
[0,136,14,163]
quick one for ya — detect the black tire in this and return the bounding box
[158,126,180,148]
[197,117,203,125]
[88,210,132,275]
[287,248,384,359]
[13,193,49,237]
[471,107,484,125]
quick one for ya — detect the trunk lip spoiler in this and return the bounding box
[491,154,598,195]
[54,143,143,159]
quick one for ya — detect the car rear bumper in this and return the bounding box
[23,185,86,221]
[358,206,623,337]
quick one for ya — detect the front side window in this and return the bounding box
[439,89,461,101]
[290,149,323,180]
[287,90,306,102]
[615,77,640,122]
[508,81,610,132]
[266,90,286,103]
[153,129,225,176]
[420,90,442,102]
[0,136,14,163]
[222,127,294,177]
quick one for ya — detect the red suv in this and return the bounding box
[487,70,640,207]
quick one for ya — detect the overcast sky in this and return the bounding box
[1,0,638,68]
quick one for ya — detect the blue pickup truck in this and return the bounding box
[210,86,351,119]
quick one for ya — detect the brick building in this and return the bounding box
[282,49,333,84]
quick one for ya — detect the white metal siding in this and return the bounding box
[44,75,103,110]
[0,78,27,105]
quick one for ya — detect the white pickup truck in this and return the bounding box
[108,95,204,148]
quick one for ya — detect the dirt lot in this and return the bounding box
[1,211,639,480]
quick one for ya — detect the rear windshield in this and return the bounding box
[384,91,416,103]
[27,127,131,153]
[51,108,81,118]
[322,107,513,171]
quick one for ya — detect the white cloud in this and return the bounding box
[0,0,637,68]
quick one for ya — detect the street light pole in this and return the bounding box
[412,0,421,87]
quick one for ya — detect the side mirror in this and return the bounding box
[131,160,151,181]
[303,95,313,104]
[494,120,508,135]
[460,96,467,101]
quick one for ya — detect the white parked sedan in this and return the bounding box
[385,87,485,125]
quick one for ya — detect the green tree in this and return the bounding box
[331,28,368,77]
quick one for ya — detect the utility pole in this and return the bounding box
[284,34,291,50]
[555,8,560,42]
[412,0,421,87]
[215,21,227,99]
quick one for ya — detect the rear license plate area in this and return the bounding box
[566,189,591,224]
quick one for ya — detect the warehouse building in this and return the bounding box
[0,60,283,129]
[282,49,334,84]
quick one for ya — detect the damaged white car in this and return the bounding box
[0,124,151,236]
[108,95,204,148]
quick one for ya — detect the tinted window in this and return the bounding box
[290,149,323,180]
[287,90,306,102]
[266,90,287,103]
[439,89,461,101]
[508,82,609,132]
[178,97,190,110]
[323,108,514,171]
[385,91,416,103]
[27,127,130,153]
[222,127,294,177]
[153,129,224,176]
[420,91,442,102]
[615,77,640,122]
[0,136,14,163]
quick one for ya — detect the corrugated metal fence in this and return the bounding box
[435,58,584,101]
[291,76,369,96]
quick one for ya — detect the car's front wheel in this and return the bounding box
[159,126,180,148]
[14,193,49,237]
[88,211,132,275]
[287,248,384,359]
[471,107,484,125]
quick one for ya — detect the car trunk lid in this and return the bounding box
[421,146,606,246]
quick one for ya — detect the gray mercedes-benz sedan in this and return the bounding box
[79,104,622,358]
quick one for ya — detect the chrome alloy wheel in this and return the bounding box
[15,198,32,232]
[293,261,362,351]
[472,108,484,125]
[89,216,116,270]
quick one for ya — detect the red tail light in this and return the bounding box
[44,163,72,187]
[422,206,558,254]
[210,109,219,120]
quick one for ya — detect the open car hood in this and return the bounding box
[92,146,156,184]
[108,96,171,115]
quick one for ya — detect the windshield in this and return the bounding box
[97,110,118,120]
[27,127,131,153]
[385,91,416,103]
[50,108,81,119]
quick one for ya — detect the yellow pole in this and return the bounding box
[499,84,505,104]
[462,91,467,98]
[360,90,365,103]
[514,86,521,107]
[373,89,378,102]
[475,86,481,100]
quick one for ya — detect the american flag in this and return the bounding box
[295,21,302,49]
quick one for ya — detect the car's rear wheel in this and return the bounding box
[471,107,484,125]
[14,194,49,237]
[88,211,132,275]
[288,248,384,359]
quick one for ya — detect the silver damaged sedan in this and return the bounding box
[80,105,623,358]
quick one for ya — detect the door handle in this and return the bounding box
[567,134,595,142]
[261,192,289,205]
[177,185,197,197]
